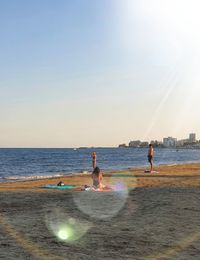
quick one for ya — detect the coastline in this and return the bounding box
[1,162,200,191]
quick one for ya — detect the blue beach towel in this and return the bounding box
[42,184,77,189]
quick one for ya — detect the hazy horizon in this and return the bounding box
[0,131,198,149]
[1,0,200,148]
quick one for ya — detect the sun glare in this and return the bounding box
[114,0,200,140]
[119,0,200,41]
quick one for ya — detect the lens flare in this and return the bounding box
[112,181,127,191]
[58,228,70,240]
[45,209,91,243]
[73,174,136,220]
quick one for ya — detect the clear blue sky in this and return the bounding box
[0,0,200,147]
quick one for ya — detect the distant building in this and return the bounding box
[189,133,196,143]
[129,140,141,147]
[140,142,149,148]
[163,137,177,147]
[118,143,127,148]
[124,133,198,149]
[177,139,187,147]
[150,140,163,147]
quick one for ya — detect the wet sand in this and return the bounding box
[1,163,200,259]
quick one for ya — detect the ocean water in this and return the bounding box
[0,148,200,182]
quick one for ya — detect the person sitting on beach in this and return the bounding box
[148,144,154,172]
[91,166,103,189]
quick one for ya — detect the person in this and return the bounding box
[91,151,97,169]
[57,181,64,186]
[148,144,154,172]
[91,166,103,189]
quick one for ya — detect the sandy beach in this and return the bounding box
[1,163,200,259]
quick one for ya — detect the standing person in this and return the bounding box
[148,144,154,172]
[91,151,97,169]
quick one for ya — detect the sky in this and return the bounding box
[0,0,200,147]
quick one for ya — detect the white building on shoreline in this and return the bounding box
[189,133,196,143]
[163,137,177,148]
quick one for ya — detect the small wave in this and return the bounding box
[3,174,65,181]
[165,164,178,167]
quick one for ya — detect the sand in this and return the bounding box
[1,163,200,259]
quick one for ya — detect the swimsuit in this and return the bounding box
[148,155,153,163]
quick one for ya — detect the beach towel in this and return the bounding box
[42,184,78,189]
[144,170,159,173]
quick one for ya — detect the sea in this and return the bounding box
[0,148,200,182]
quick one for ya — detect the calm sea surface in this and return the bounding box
[0,148,200,182]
